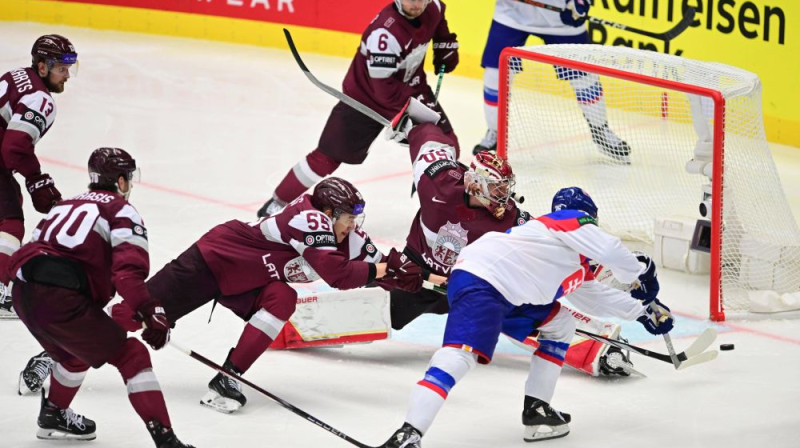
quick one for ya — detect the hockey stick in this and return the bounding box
[576,327,718,368]
[169,341,381,448]
[419,282,716,368]
[515,0,696,42]
[648,303,681,368]
[433,64,445,104]
[283,28,390,127]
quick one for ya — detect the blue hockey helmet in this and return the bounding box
[551,187,598,219]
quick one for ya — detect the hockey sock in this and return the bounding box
[568,73,609,127]
[482,67,500,132]
[525,339,569,404]
[274,149,340,204]
[110,338,171,427]
[406,347,476,433]
[48,359,88,409]
[229,309,286,372]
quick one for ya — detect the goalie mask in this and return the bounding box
[551,186,598,219]
[311,177,366,226]
[464,151,516,220]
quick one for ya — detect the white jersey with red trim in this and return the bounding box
[492,0,587,36]
[453,209,645,318]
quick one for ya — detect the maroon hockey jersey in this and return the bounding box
[0,67,57,178]
[404,124,531,275]
[9,190,152,308]
[342,0,454,119]
[195,194,383,296]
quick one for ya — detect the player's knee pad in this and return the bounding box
[249,308,287,340]
[255,282,297,322]
[537,306,577,344]
[429,346,478,383]
[52,358,89,389]
[108,338,153,381]
[306,149,341,177]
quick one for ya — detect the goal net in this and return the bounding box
[497,44,800,321]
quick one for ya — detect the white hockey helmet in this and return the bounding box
[464,151,516,219]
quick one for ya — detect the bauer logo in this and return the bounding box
[370,53,398,68]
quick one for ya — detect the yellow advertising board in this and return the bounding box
[2,0,797,146]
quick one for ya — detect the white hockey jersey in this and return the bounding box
[493,0,587,36]
[452,209,647,320]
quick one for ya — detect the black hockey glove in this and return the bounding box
[636,299,674,335]
[630,252,659,304]
[432,33,459,74]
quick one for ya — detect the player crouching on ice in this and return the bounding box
[9,148,195,447]
[106,177,423,414]
[381,187,674,447]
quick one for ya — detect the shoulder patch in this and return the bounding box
[577,216,598,226]
[20,107,47,135]
[303,231,336,248]
[131,223,148,240]
[369,53,398,68]
[425,159,459,179]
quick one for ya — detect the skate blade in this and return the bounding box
[200,391,242,414]
[36,428,96,441]
[523,424,570,442]
[18,372,34,396]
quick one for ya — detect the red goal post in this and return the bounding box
[496,44,800,321]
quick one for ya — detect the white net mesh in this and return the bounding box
[501,44,800,319]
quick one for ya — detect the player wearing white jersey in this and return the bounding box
[474,0,630,163]
[381,186,673,447]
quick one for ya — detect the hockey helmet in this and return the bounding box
[464,150,516,219]
[311,177,365,221]
[31,34,78,66]
[551,187,598,219]
[88,147,138,186]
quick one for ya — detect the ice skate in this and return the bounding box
[200,355,247,414]
[382,423,422,448]
[588,122,630,164]
[37,389,96,441]
[522,396,570,442]
[472,128,497,155]
[0,281,18,319]
[256,198,286,218]
[147,420,196,448]
[19,350,54,395]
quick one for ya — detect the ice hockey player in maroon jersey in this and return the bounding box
[385,98,636,376]
[0,35,77,318]
[256,0,460,217]
[9,148,195,447]
[110,177,423,414]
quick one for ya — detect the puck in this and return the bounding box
[720,343,735,351]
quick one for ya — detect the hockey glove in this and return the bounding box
[560,0,591,27]
[26,173,62,213]
[432,33,459,74]
[110,301,141,332]
[630,252,659,303]
[636,299,674,335]
[381,248,424,293]
[137,301,171,350]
